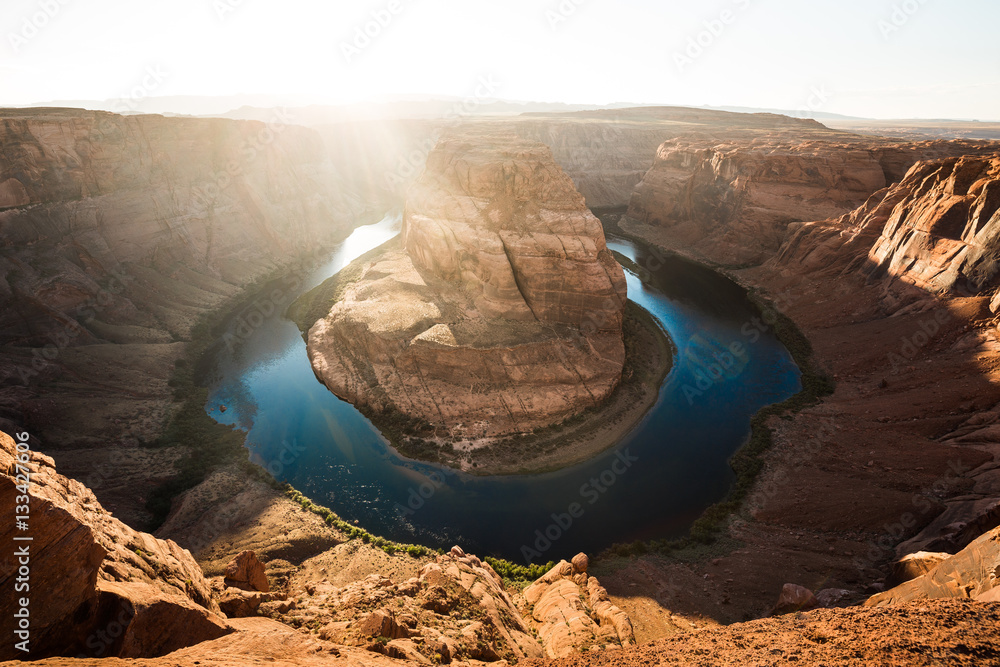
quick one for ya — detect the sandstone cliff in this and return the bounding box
[626,135,998,265]
[777,156,1000,309]
[502,107,827,210]
[0,108,367,525]
[0,431,230,660]
[307,132,627,440]
[867,156,1000,296]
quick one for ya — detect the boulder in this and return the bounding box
[524,559,635,658]
[224,550,270,593]
[218,588,270,619]
[815,588,853,608]
[771,584,820,616]
[97,581,231,659]
[888,552,952,587]
[359,610,409,640]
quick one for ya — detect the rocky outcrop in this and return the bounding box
[154,462,341,575]
[0,430,231,660]
[272,545,633,663]
[281,545,543,663]
[866,157,1000,295]
[626,136,999,266]
[888,552,952,587]
[523,554,635,658]
[224,551,270,593]
[866,525,1000,606]
[776,156,1000,308]
[307,132,627,439]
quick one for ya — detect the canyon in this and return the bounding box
[3,104,1000,665]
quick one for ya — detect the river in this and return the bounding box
[202,212,801,563]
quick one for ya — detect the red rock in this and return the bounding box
[867,526,1000,606]
[307,131,627,439]
[223,551,270,593]
[0,430,230,660]
[887,552,951,587]
[771,584,820,616]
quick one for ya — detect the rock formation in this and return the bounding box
[626,138,887,264]
[266,545,633,663]
[867,525,1000,606]
[0,425,643,663]
[0,108,368,526]
[522,554,635,658]
[504,107,831,209]
[626,135,998,265]
[0,430,231,660]
[307,132,627,439]
[223,550,270,593]
[866,157,1000,295]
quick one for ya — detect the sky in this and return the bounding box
[1,0,997,120]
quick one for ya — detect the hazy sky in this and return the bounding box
[1,0,997,119]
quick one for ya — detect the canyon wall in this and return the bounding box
[307,132,627,441]
[0,108,368,525]
[321,107,835,212]
[778,156,1000,301]
[626,134,999,265]
[507,107,834,210]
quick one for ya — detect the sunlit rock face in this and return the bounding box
[774,155,1000,306]
[866,156,1000,294]
[626,138,888,265]
[307,132,627,440]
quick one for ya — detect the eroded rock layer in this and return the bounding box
[308,133,627,439]
[626,135,998,265]
[0,431,231,660]
[0,108,367,525]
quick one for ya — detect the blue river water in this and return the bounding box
[203,212,801,563]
